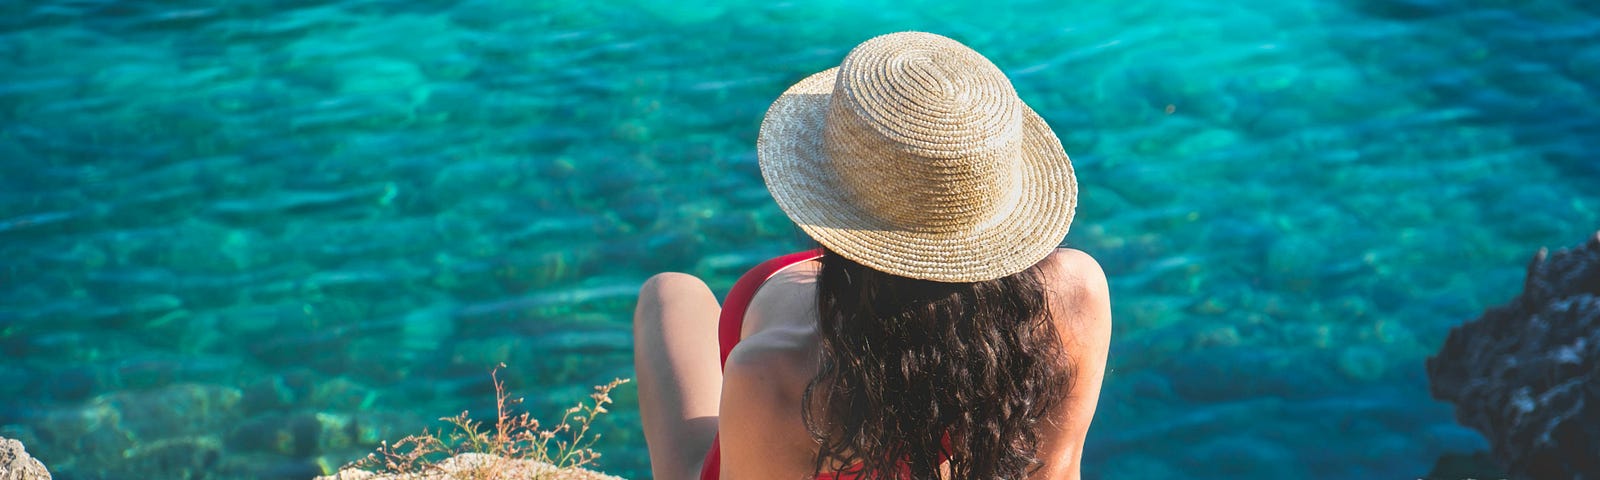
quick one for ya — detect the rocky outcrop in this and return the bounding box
[0,437,51,480]
[316,453,624,480]
[1427,231,1600,479]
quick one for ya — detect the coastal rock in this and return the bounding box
[0,437,51,480]
[316,453,624,480]
[1426,231,1600,479]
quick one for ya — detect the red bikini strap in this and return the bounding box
[716,249,824,368]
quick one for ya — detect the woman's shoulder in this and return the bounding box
[726,258,823,395]
[1038,248,1112,339]
[1029,248,1111,479]
[1040,248,1109,298]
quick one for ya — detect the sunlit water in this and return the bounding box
[2,0,1598,478]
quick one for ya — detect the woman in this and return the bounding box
[633,32,1111,480]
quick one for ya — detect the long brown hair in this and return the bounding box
[802,248,1072,479]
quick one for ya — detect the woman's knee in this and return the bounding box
[635,272,715,329]
[639,272,712,304]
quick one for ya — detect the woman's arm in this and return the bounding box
[1031,249,1113,480]
[717,341,820,480]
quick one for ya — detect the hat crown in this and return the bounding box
[821,32,1026,232]
[756,31,1077,282]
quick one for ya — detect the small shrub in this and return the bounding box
[348,364,630,479]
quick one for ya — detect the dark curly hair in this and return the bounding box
[802,248,1073,479]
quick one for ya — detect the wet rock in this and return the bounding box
[1427,231,1600,479]
[0,436,50,480]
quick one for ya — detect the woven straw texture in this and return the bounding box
[758,31,1077,282]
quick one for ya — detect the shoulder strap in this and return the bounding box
[717,249,824,368]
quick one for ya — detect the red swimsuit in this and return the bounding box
[700,249,823,480]
[698,250,945,480]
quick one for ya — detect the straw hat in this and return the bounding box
[758,32,1077,282]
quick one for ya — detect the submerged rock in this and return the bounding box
[19,383,244,479]
[0,436,51,480]
[1426,231,1600,479]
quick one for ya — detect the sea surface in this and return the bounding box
[1,0,1598,478]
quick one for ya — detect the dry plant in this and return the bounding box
[349,364,631,479]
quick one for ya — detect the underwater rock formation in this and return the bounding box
[0,437,51,480]
[1427,231,1600,479]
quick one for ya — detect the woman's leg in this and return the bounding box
[634,272,723,480]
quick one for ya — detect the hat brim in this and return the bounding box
[758,67,1078,283]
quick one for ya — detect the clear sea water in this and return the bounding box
[1,0,1597,478]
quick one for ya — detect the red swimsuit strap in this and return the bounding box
[701,250,822,480]
[716,249,824,368]
[701,249,947,480]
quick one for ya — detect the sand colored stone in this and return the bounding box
[317,453,623,480]
[0,437,51,480]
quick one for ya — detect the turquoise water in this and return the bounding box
[2,0,1598,478]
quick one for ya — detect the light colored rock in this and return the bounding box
[0,437,51,480]
[316,453,624,480]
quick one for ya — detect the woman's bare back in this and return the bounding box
[717,248,1112,480]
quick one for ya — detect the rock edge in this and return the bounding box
[315,453,624,480]
[1426,231,1600,479]
[0,437,51,480]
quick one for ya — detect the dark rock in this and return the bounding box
[0,436,51,480]
[1426,231,1600,479]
